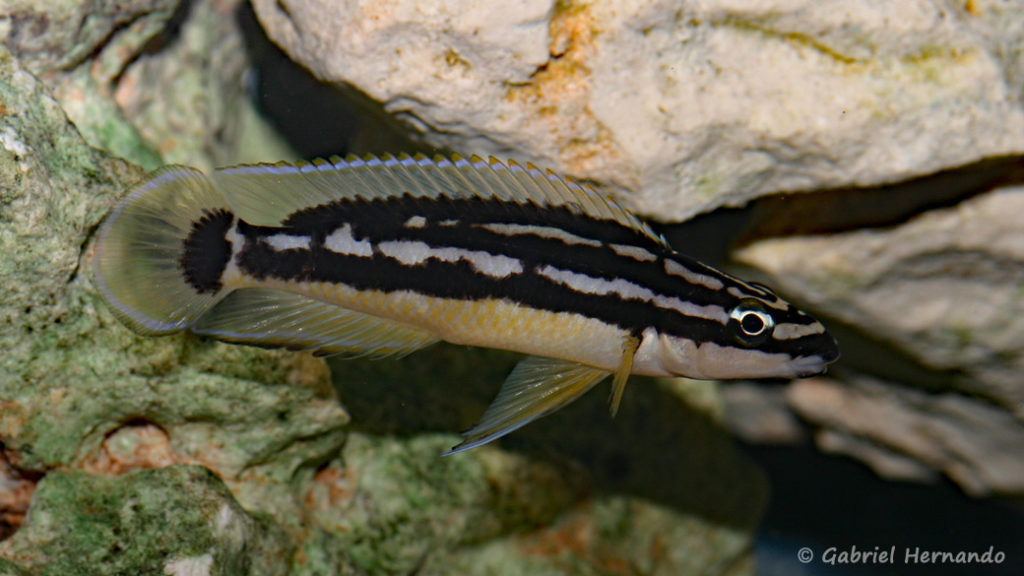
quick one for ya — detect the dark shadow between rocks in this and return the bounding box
[739,155,1024,241]
[234,2,422,159]
[656,155,1024,270]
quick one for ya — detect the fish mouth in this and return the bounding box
[793,331,840,376]
[787,353,835,378]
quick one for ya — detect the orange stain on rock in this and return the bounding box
[518,510,591,558]
[0,449,38,540]
[505,2,623,178]
[516,504,636,574]
[78,421,198,476]
[304,464,357,511]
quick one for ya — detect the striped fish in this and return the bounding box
[93,154,839,453]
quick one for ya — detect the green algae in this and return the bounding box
[0,466,290,575]
[0,43,342,573]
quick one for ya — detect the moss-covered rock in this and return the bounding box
[0,38,345,572]
[0,466,289,575]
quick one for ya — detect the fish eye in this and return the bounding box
[729,299,775,346]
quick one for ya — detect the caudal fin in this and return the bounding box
[93,166,234,335]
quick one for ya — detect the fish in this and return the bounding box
[93,153,839,453]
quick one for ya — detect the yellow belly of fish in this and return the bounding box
[247,277,628,371]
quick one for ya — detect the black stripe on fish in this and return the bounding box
[234,224,705,333]
[400,224,739,311]
[283,195,660,251]
[258,195,755,311]
[180,208,234,294]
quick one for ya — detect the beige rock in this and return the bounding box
[253,0,1024,219]
[721,382,806,444]
[737,185,1024,416]
[734,183,1024,495]
[787,377,1024,497]
[816,429,939,484]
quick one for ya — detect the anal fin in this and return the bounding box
[192,288,439,358]
[444,356,610,455]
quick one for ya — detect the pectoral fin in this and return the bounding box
[608,335,640,417]
[444,356,610,455]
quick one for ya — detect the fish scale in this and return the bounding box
[93,153,839,453]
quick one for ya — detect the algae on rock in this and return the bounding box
[0,40,344,574]
[0,466,290,575]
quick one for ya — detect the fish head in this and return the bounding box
[656,279,839,380]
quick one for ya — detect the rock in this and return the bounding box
[815,429,939,485]
[301,422,762,575]
[1,0,181,168]
[0,0,178,75]
[735,182,1024,495]
[0,34,346,546]
[0,466,290,575]
[786,377,1024,497]
[110,0,261,170]
[0,45,137,381]
[721,383,806,445]
[0,557,30,576]
[0,452,34,542]
[426,496,755,575]
[1,0,281,171]
[737,185,1024,415]
[252,0,1024,220]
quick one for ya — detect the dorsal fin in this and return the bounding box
[212,154,667,247]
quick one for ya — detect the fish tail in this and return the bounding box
[93,166,235,335]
